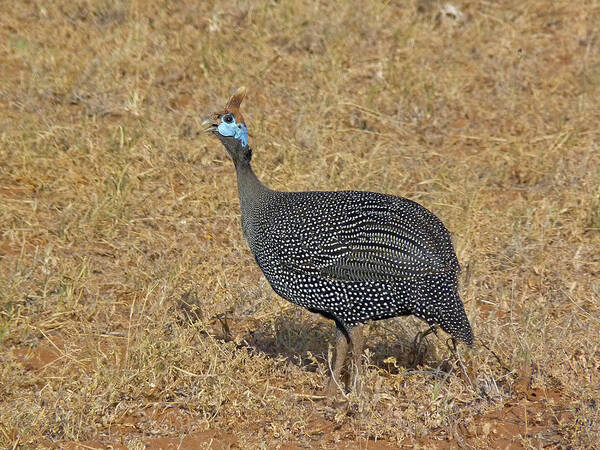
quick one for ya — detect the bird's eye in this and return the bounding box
[222,114,234,124]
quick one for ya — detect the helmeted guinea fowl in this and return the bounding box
[203,87,473,396]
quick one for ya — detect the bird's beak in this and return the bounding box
[201,115,219,133]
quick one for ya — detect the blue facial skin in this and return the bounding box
[217,114,248,147]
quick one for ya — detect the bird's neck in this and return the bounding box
[234,157,270,216]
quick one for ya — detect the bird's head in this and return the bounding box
[202,86,251,165]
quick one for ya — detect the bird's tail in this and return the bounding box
[419,274,474,346]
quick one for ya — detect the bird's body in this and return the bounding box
[204,87,473,396]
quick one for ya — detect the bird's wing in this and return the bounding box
[272,194,458,283]
[318,210,456,282]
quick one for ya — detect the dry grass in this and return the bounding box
[1,0,599,448]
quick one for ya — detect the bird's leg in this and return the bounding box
[410,325,438,367]
[349,325,364,391]
[326,327,349,397]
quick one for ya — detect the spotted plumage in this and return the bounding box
[203,87,473,395]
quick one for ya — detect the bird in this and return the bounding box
[202,87,473,396]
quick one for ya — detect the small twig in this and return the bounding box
[448,338,475,390]
[457,134,508,143]
[216,314,232,340]
[172,366,220,378]
[561,288,600,324]
[32,326,86,368]
[269,386,326,400]
[69,59,99,104]
[100,331,125,337]
[0,424,13,444]
[478,337,512,374]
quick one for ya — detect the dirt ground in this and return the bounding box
[1,0,599,448]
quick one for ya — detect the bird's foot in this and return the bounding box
[409,325,438,367]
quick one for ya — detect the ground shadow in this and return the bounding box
[239,311,446,375]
